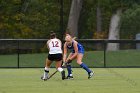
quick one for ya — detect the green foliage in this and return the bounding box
[120,5,140,39]
[79,0,140,39]
[0,0,140,39]
[79,0,125,39]
[0,0,70,39]
[78,0,96,39]
[121,0,140,7]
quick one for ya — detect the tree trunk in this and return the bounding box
[21,0,31,13]
[107,9,122,51]
[95,5,102,49]
[96,5,102,32]
[67,0,83,37]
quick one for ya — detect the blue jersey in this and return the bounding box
[67,41,84,54]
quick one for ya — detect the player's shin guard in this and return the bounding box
[42,67,49,80]
[80,63,91,73]
[41,70,49,80]
[61,70,66,80]
[66,64,72,77]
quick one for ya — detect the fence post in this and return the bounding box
[104,40,106,68]
[17,40,20,68]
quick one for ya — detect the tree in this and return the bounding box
[120,5,140,39]
[0,0,62,39]
[67,0,83,37]
[96,3,102,32]
[107,0,140,50]
[107,9,122,51]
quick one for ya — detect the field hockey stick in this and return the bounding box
[48,70,58,79]
[61,59,72,67]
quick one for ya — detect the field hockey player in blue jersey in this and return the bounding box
[62,34,94,79]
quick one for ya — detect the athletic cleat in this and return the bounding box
[66,76,74,80]
[61,71,66,80]
[41,76,48,81]
[41,70,49,81]
[88,71,94,79]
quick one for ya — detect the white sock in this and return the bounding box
[44,67,49,71]
[57,67,63,72]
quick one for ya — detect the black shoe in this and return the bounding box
[66,76,74,80]
[88,71,94,79]
[61,71,66,80]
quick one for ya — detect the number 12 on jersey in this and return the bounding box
[52,41,59,47]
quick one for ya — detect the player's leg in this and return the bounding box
[56,60,66,80]
[66,53,74,79]
[42,58,52,80]
[77,53,94,79]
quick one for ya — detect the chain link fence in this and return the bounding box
[0,39,140,68]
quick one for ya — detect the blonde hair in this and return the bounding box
[65,34,77,42]
[72,37,77,40]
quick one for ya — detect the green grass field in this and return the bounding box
[0,68,140,93]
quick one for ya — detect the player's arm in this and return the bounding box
[63,42,67,62]
[46,40,51,50]
[67,41,78,61]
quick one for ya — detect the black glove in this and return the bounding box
[67,59,72,63]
